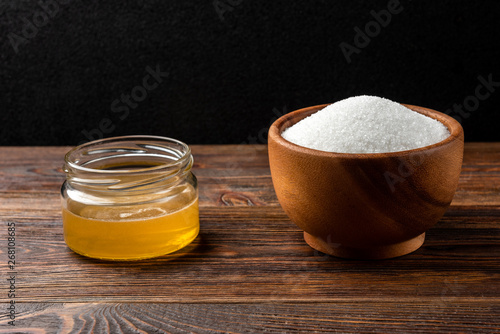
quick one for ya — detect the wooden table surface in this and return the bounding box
[0,144,499,333]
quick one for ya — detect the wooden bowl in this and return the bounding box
[268,104,464,259]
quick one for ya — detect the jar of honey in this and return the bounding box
[61,135,199,260]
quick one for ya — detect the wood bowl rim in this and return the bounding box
[269,103,464,159]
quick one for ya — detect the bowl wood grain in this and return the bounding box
[268,104,464,259]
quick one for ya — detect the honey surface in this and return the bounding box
[63,196,199,260]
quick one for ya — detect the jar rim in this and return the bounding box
[64,135,192,175]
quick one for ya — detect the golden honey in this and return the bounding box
[63,191,198,260]
[61,136,199,260]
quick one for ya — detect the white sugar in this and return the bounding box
[281,95,450,153]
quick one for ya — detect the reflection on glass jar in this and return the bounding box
[61,135,199,260]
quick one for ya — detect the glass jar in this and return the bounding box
[61,135,199,261]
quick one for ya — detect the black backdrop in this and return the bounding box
[1,0,499,146]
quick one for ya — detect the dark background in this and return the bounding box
[1,0,499,146]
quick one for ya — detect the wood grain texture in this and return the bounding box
[0,144,499,332]
[268,104,465,259]
[3,302,498,333]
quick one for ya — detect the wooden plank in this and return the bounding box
[0,205,498,303]
[4,302,499,333]
[0,145,277,207]
[0,144,498,332]
[454,142,500,206]
[0,143,497,212]
[0,143,499,207]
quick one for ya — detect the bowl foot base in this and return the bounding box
[303,232,425,260]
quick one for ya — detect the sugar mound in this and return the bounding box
[281,95,450,153]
